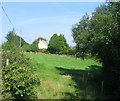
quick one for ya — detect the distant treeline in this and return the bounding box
[2,31,76,55]
[1,1,120,99]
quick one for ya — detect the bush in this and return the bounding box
[1,50,40,100]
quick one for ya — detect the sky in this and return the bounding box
[1,2,105,46]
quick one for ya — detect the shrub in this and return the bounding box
[1,50,40,100]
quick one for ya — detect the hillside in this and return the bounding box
[26,53,102,99]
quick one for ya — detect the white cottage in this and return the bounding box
[38,39,48,50]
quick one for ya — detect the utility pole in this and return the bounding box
[20,28,22,47]
[12,27,15,34]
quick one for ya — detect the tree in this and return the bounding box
[48,34,59,54]
[59,34,69,54]
[1,31,40,99]
[2,30,29,51]
[72,2,120,98]
[48,33,69,54]
[72,13,92,58]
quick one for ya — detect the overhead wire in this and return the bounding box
[0,2,15,28]
[0,2,22,46]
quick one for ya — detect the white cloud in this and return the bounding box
[16,14,83,26]
[17,18,42,25]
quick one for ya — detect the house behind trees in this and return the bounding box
[38,39,48,50]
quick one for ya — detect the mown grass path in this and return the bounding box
[26,53,102,99]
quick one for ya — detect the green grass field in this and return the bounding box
[26,53,102,99]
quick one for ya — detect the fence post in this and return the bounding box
[6,58,9,66]
[101,80,104,96]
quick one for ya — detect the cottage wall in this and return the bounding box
[38,40,48,49]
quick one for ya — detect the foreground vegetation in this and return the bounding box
[1,1,120,100]
[26,53,102,99]
[1,50,40,99]
[72,2,120,98]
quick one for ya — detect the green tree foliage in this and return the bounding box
[2,30,29,51]
[67,46,76,56]
[22,44,31,52]
[72,2,120,98]
[48,33,69,54]
[48,34,59,54]
[1,31,40,99]
[72,13,91,58]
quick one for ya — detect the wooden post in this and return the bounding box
[20,28,22,47]
[83,74,85,82]
[101,80,104,96]
[6,58,9,66]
